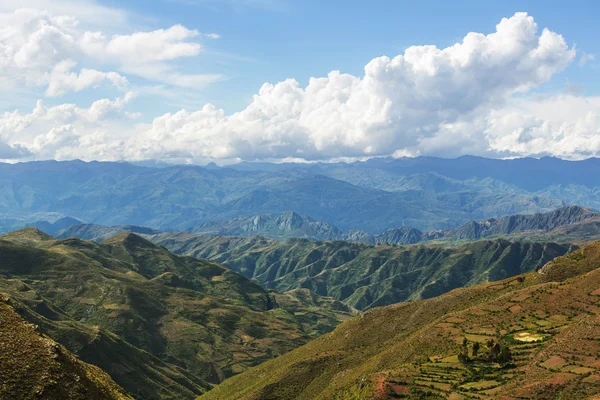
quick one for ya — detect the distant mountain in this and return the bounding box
[201,240,600,400]
[438,205,600,242]
[2,157,598,234]
[233,155,600,192]
[31,216,82,235]
[190,211,344,240]
[0,228,354,398]
[149,232,575,310]
[0,296,131,400]
[61,206,594,246]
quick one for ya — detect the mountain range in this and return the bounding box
[57,205,600,246]
[149,233,575,310]
[1,219,598,399]
[4,156,600,399]
[2,156,600,235]
[54,206,600,310]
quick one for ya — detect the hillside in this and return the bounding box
[149,233,575,310]
[200,240,600,400]
[0,295,132,400]
[0,228,354,399]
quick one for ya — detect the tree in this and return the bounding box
[498,345,512,363]
[472,341,480,358]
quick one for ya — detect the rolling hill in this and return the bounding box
[199,239,600,400]
[149,232,575,310]
[0,228,354,399]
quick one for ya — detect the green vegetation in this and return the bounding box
[0,228,354,399]
[150,232,573,310]
[199,240,600,400]
[0,295,132,400]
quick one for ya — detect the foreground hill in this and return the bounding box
[0,228,354,399]
[150,233,574,310]
[0,296,131,400]
[200,240,600,400]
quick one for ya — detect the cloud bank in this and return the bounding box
[2,10,600,163]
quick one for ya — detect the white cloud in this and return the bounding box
[0,0,127,26]
[579,53,595,67]
[46,60,129,96]
[121,13,577,162]
[3,12,599,163]
[0,93,135,160]
[0,8,219,96]
[81,25,201,64]
[79,25,222,87]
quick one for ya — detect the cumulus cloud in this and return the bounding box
[0,8,219,95]
[3,12,600,163]
[0,93,135,160]
[123,13,577,161]
[0,140,31,158]
[46,60,129,96]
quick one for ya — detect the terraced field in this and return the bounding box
[200,241,600,400]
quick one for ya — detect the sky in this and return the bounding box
[0,0,599,164]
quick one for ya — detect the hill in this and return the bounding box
[0,295,132,400]
[0,228,354,399]
[149,232,575,310]
[199,240,600,400]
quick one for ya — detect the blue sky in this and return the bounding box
[0,0,599,163]
[98,0,600,114]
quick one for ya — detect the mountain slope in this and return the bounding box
[0,228,354,398]
[200,240,600,400]
[440,205,600,242]
[150,233,575,310]
[0,295,132,400]
[1,285,211,400]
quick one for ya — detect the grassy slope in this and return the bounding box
[0,228,354,399]
[150,233,574,310]
[0,295,132,400]
[200,241,600,400]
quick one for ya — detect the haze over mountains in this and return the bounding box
[58,205,600,246]
[1,156,600,236]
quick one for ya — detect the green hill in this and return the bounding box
[0,228,354,399]
[150,233,575,310]
[199,240,600,400]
